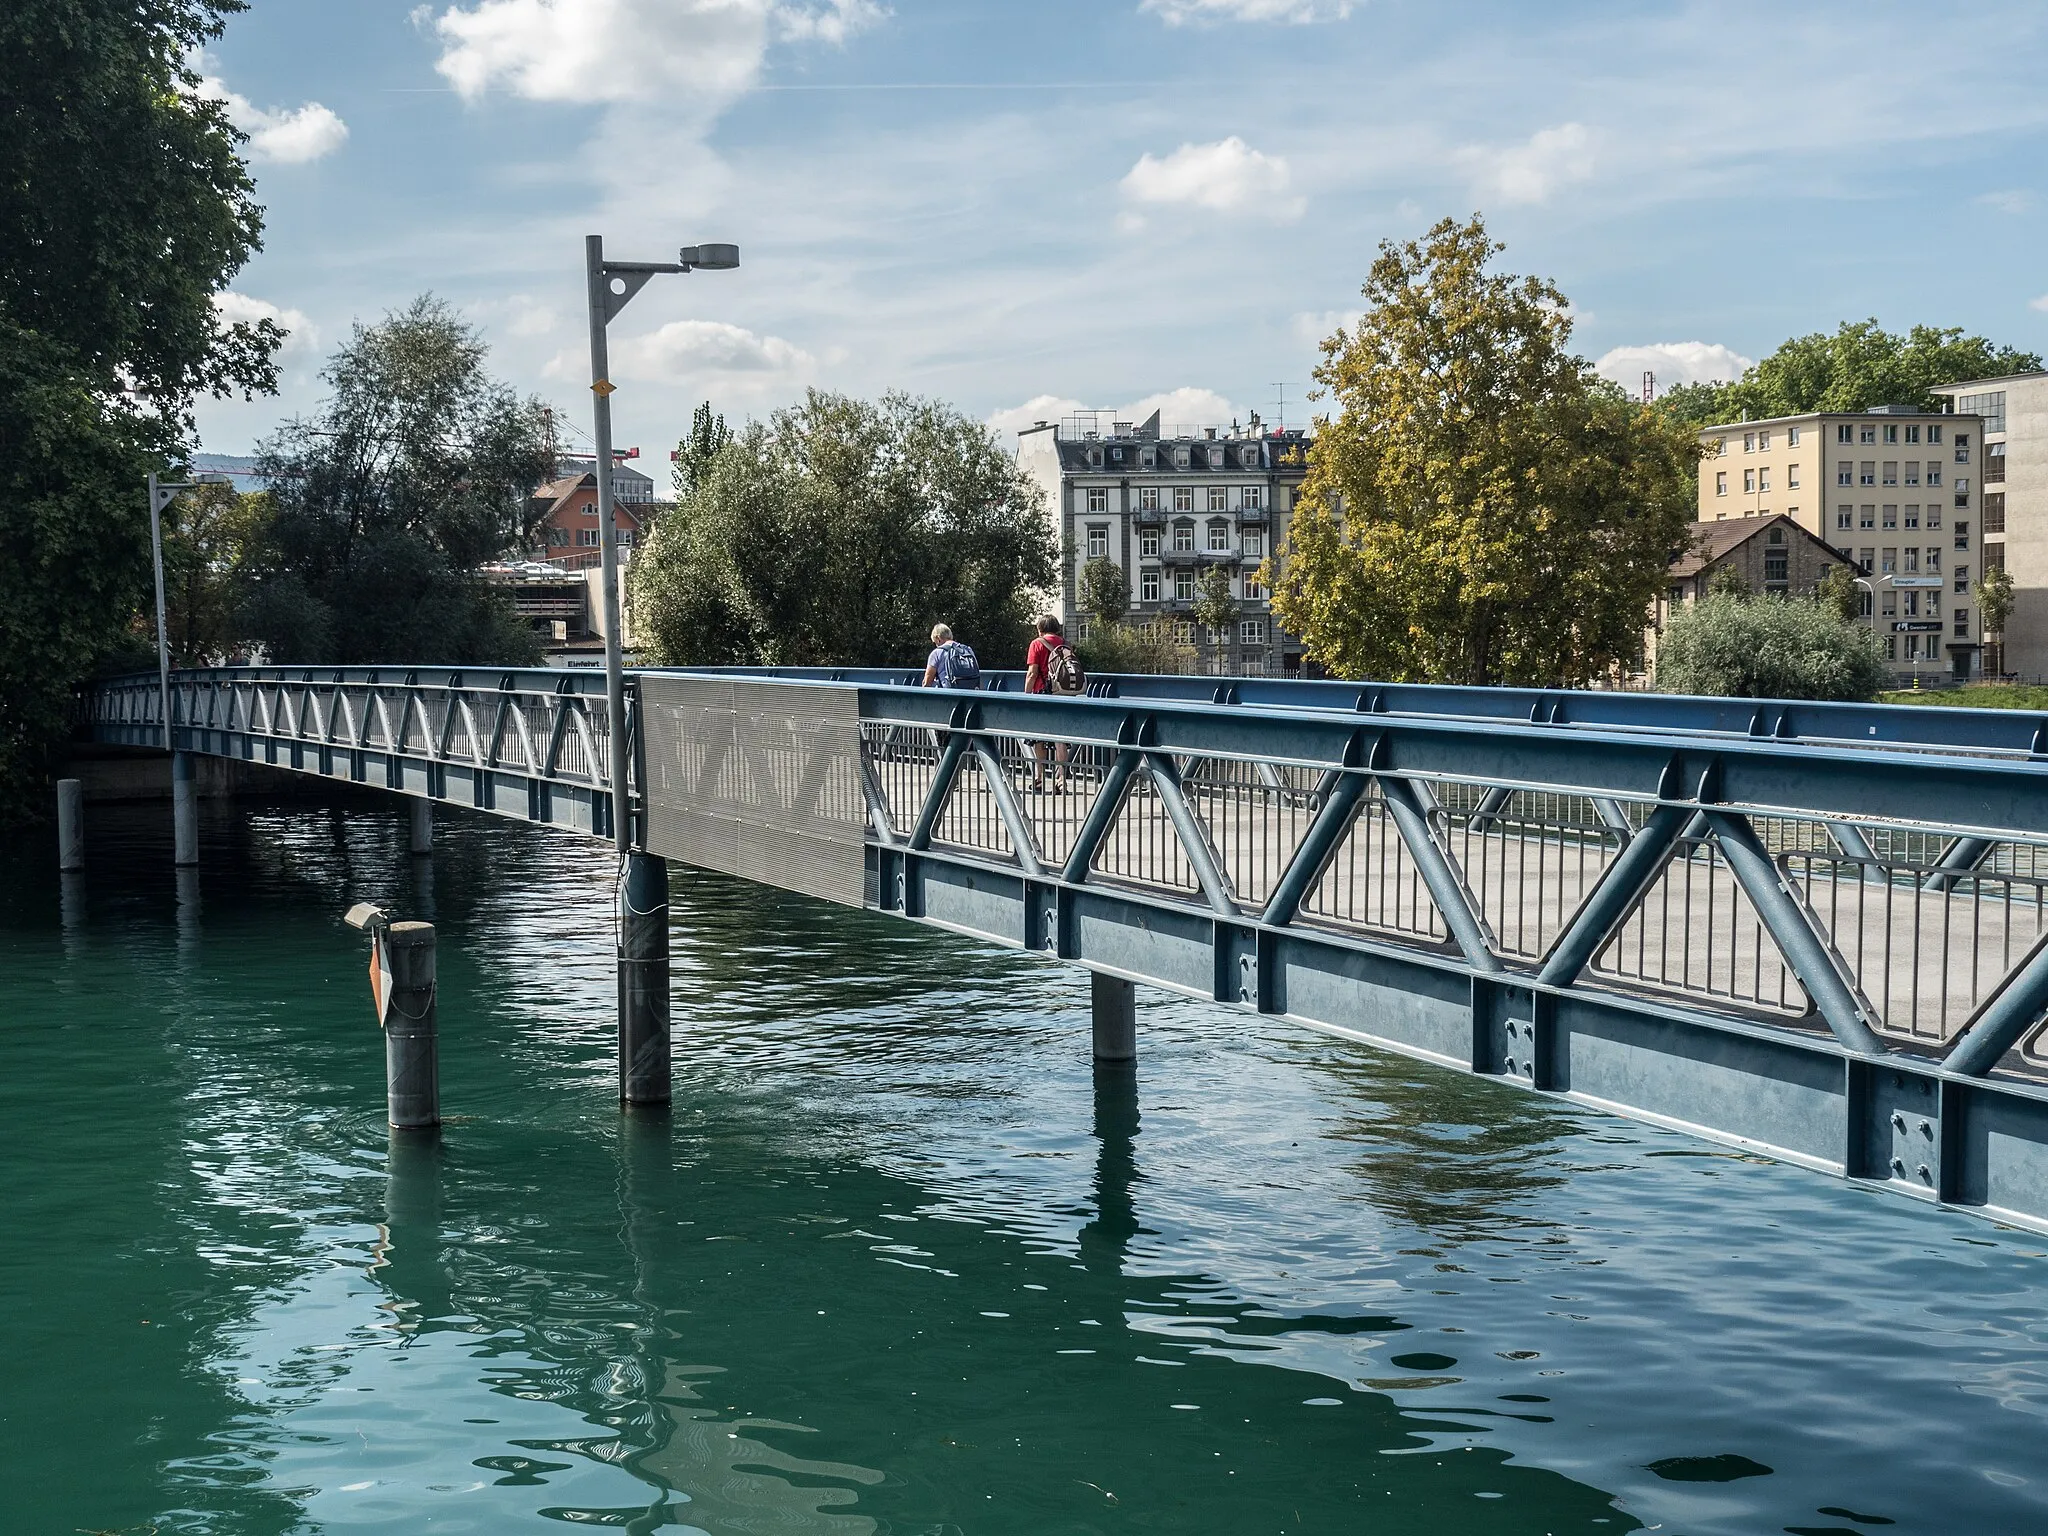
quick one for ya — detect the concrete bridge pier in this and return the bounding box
[384,921,441,1131]
[1091,973,1137,1063]
[56,779,84,872]
[409,799,433,857]
[618,852,672,1106]
[172,751,199,867]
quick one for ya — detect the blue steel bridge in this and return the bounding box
[82,664,2048,1234]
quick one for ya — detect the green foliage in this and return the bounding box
[1976,566,2016,636]
[1272,216,1702,686]
[241,297,552,665]
[0,0,278,798]
[1657,321,2041,427]
[161,484,274,665]
[1079,555,1131,627]
[1193,562,1239,637]
[1655,594,1886,701]
[1814,563,1865,625]
[631,390,1054,667]
[1882,683,2048,711]
[1706,564,1753,600]
[1075,620,1196,677]
[672,401,731,499]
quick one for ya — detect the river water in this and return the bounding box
[4,800,2047,1535]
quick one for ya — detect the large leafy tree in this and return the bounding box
[240,297,553,664]
[0,0,279,796]
[632,390,1054,668]
[1659,321,2040,427]
[1270,216,1702,686]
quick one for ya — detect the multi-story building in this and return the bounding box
[1932,373,2048,677]
[1644,513,1849,673]
[529,468,648,570]
[1017,408,1311,674]
[1696,408,1985,680]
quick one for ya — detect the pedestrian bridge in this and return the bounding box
[82,664,2048,1233]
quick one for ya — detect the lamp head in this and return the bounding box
[343,902,389,934]
[680,243,740,271]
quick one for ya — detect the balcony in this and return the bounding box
[1237,504,1270,524]
[1134,505,1165,524]
[1161,548,1202,566]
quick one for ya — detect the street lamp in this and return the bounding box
[146,470,234,751]
[583,236,740,854]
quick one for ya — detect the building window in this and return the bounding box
[1927,464,1942,487]
[1207,521,1231,552]
[1240,617,1269,646]
[1860,461,1876,486]
[1761,469,1774,492]
[1904,505,1919,529]
[1836,507,1852,530]
[1956,432,1972,453]
[1927,547,1940,572]
[1986,442,2006,483]
[1207,487,1227,512]
[1140,448,1155,468]
[1929,425,1943,444]
[1985,492,2006,533]
[1883,505,1898,529]
[1955,565,1969,593]
[1744,469,1756,493]
[1139,486,1160,511]
[1881,461,1897,486]
[1906,424,1921,444]
[1716,472,1729,496]
[1858,548,1875,573]
[1140,527,1161,557]
[1905,461,1920,486]
[1955,521,1970,550]
[1173,487,1194,513]
[1743,432,1756,452]
[1174,570,1195,601]
[1140,570,1160,602]
[1242,529,1264,557]
[1242,574,1267,601]
[548,527,569,546]
[1172,523,1194,552]
[1243,486,1263,510]
[1086,525,1109,559]
[1860,505,1876,529]
[1884,635,1898,661]
[1173,447,1190,468]
[1758,429,1772,450]
[1788,463,1801,488]
[616,527,633,547]
[578,527,600,546]
[1884,424,1899,445]
[1764,551,1789,582]
[1903,591,1919,617]
[1837,424,1854,444]
[1861,425,1877,445]
[1788,426,1802,446]
[1837,461,1853,487]
[1088,487,1108,513]
[1956,609,1970,638]
[1240,445,1261,469]
[1881,589,1898,617]
[1173,619,1195,644]
[1881,548,1896,574]
[1904,547,1919,573]
[1956,392,2006,433]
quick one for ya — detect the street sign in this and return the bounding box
[1893,621,1943,633]
[1891,576,1942,588]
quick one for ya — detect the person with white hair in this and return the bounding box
[922,622,981,689]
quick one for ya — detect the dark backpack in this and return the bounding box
[937,640,981,689]
[1045,640,1085,695]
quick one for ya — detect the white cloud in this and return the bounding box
[2029,294,2048,314]
[553,319,814,385]
[1594,341,1755,394]
[428,0,880,107]
[986,388,1239,440]
[199,73,349,164]
[1293,308,1363,345]
[1460,121,1595,206]
[1979,190,2037,215]
[1120,137,1301,219]
[212,292,319,359]
[1141,0,1353,23]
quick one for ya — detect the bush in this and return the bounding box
[1076,620,1195,676]
[1655,594,1887,701]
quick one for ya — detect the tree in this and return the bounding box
[631,390,1054,668]
[1706,564,1753,600]
[162,483,274,665]
[1815,562,1865,625]
[1655,594,1886,701]
[1658,321,2041,427]
[239,297,553,665]
[672,401,731,499]
[1977,566,2016,677]
[1079,556,1131,627]
[0,0,278,797]
[1192,562,1239,673]
[1076,620,1196,677]
[1270,216,1703,687]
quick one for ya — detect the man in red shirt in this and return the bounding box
[1024,614,1074,791]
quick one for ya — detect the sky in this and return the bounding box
[192,0,2048,468]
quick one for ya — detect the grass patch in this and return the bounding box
[1879,684,2048,711]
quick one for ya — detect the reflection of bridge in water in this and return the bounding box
[82,664,2048,1233]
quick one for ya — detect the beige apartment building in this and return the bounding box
[1933,374,2048,678]
[1697,408,1985,680]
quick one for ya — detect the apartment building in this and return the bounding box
[1932,373,2048,677]
[529,468,647,570]
[1697,408,1985,680]
[1016,409,1310,674]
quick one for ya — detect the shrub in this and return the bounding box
[1655,594,1886,701]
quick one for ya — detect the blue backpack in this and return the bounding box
[937,640,981,689]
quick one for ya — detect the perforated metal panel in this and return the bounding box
[638,676,866,906]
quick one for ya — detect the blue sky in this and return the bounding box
[194,0,2048,465]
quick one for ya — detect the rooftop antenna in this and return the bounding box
[1642,371,1656,405]
[1272,382,1292,431]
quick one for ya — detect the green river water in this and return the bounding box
[3,799,2046,1534]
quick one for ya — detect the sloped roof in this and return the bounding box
[1671,514,1843,579]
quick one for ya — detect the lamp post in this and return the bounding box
[582,235,740,854]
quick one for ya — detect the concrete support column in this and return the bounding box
[56,778,84,873]
[1091,972,1136,1063]
[409,798,434,857]
[172,751,199,867]
[619,852,672,1105]
[384,922,440,1131]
